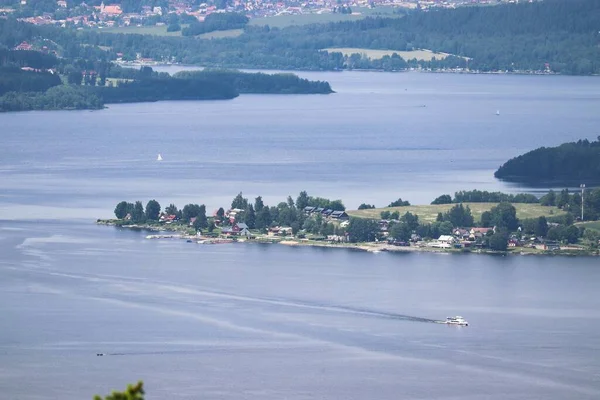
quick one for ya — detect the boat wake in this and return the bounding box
[243,295,441,324]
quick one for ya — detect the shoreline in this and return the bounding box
[121,62,572,76]
[96,220,599,257]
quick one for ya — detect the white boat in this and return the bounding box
[445,316,468,326]
[157,153,163,161]
[496,110,500,116]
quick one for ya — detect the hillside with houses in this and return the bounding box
[1,0,524,31]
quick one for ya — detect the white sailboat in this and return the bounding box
[157,153,163,161]
[496,110,500,116]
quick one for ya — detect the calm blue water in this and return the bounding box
[1,71,598,219]
[1,71,600,399]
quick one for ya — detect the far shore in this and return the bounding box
[120,61,563,76]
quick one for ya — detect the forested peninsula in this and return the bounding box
[0,48,332,112]
[494,138,600,185]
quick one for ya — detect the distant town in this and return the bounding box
[1,0,531,31]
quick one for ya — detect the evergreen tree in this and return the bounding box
[245,204,256,229]
[114,201,129,219]
[431,194,452,205]
[257,207,272,230]
[534,216,548,237]
[131,201,146,223]
[165,203,179,215]
[182,204,201,222]
[490,202,519,231]
[347,218,379,243]
[540,190,556,206]
[400,211,419,231]
[197,204,208,228]
[254,196,264,212]
[145,199,161,221]
[296,191,309,209]
[489,233,508,251]
[481,211,492,227]
[231,192,248,210]
[390,222,411,241]
[287,195,295,209]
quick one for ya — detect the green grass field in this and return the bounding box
[197,28,244,39]
[105,78,133,86]
[249,7,402,28]
[580,221,600,231]
[348,203,567,223]
[322,48,459,61]
[101,25,187,36]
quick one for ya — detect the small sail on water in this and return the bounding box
[157,154,163,161]
[496,110,500,116]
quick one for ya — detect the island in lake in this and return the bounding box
[494,137,600,186]
[98,189,600,256]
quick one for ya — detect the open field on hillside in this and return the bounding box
[105,78,133,86]
[580,221,600,231]
[322,48,461,61]
[198,28,244,39]
[348,203,567,223]
[101,25,188,36]
[249,7,402,28]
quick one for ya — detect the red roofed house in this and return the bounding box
[14,41,33,51]
[98,2,123,15]
[469,227,494,240]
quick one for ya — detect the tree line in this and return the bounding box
[174,70,333,94]
[112,191,347,237]
[0,62,332,112]
[0,67,61,96]
[182,12,249,36]
[540,187,600,221]
[431,190,540,204]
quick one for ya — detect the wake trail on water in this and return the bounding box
[212,292,442,324]
[18,266,442,324]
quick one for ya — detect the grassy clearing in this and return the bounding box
[348,203,567,223]
[100,25,186,36]
[198,28,244,39]
[250,13,362,28]
[580,221,600,231]
[249,7,402,28]
[105,78,133,86]
[322,48,459,61]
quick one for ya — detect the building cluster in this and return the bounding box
[3,0,532,30]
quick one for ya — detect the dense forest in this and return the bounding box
[182,12,249,36]
[174,70,333,94]
[0,67,61,95]
[94,76,238,103]
[0,85,103,111]
[0,55,332,111]
[494,138,600,185]
[2,0,598,73]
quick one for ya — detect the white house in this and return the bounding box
[430,235,455,248]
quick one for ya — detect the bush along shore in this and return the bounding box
[97,189,600,256]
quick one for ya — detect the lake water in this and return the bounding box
[1,71,600,399]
